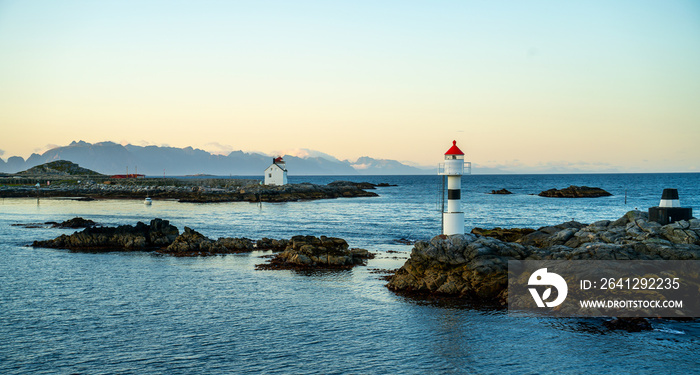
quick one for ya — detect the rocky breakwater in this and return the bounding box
[387,211,700,304]
[538,185,612,198]
[257,235,374,270]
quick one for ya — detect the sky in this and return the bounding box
[1,0,699,173]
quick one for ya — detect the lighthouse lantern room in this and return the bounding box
[439,140,471,235]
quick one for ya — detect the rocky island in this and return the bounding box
[387,210,700,304]
[256,235,374,270]
[489,189,513,195]
[538,185,612,198]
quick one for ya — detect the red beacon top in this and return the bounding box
[444,140,464,156]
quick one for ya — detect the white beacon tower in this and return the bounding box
[439,140,470,235]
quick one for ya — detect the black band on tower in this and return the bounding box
[661,189,679,200]
[448,189,461,200]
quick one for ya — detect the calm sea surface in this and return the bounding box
[2,174,699,374]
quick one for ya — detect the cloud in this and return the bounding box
[477,160,621,174]
[272,148,341,162]
[0,149,4,156]
[204,142,237,156]
[398,160,432,169]
[352,163,370,170]
[33,144,60,154]
[118,140,160,147]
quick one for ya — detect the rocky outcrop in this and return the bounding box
[471,227,536,243]
[538,185,612,198]
[328,181,378,190]
[32,219,179,251]
[161,227,253,256]
[473,221,587,248]
[256,237,290,251]
[257,235,374,270]
[387,211,700,303]
[13,217,97,229]
[327,181,397,189]
[489,189,513,195]
[47,217,97,228]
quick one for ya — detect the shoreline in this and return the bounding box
[0,179,383,202]
[387,210,700,303]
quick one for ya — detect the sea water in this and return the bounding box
[1,174,699,374]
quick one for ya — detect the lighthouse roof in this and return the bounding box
[444,140,464,155]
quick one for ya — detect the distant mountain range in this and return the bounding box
[0,141,433,176]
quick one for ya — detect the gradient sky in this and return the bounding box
[1,0,699,172]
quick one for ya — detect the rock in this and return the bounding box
[164,227,216,254]
[149,218,180,246]
[662,221,700,244]
[517,230,553,247]
[256,235,373,270]
[162,227,254,256]
[489,189,513,195]
[538,185,612,198]
[256,237,289,251]
[387,210,700,303]
[471,227,535,243]
[215,237,254,252]
[350,248,374,259]
[32,218,179,252]
[49,217,97,228]
[328,181,377,189]
[393,238,415,245]
[604,318,653,332]
[388,234,524,301]
[482,221,586,248]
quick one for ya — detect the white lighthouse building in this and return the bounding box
[439,140,470,235]
[264,157,288,186]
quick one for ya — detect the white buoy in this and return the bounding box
[439,140,470,235]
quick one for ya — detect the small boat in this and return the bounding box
[144,197,152,205]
